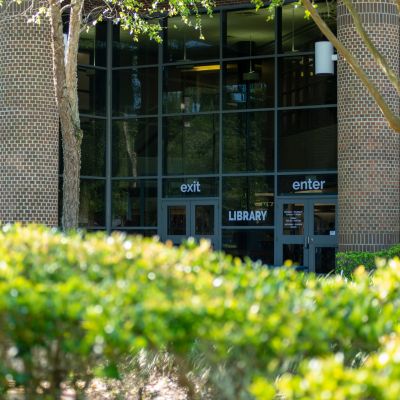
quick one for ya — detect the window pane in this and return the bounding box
[223,111,274,172]
[280,56,337,106]
[113,68,158,116]
[163,64,219,113]
[113,25,159,67]
[195,205,214,235]
[315,247,336,274]
[222,229,274,264]
[112,119,158,177]
[79,179,105,227]
[314,204,336,235]
[223,59,274,109]
[281,2,336,53]
[225,9,274,57]
[78,67,106,115]
[222,176,274,226]
[112,229,158,237]
[163,178,218,197]
[283,203,304,235]
[112,180,157,227]
[167,206,186,235]
[279,108,337,171]
[165,15,220,62]
[163,115,219,175]
[81,118,106,176]
[283,244,304,266]
[78,23,107,66]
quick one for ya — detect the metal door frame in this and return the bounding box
[275,196,338,271]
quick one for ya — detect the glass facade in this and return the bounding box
[70,1,338,266]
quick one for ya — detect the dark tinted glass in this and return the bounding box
[315,247,336,274]
[163,178,218,197]
[283,203,304,235]
[195,205,214,235]
[223,111,274,172]
[222,229,274,264]
[163,65,219,113]
[280,56,337,106]
[163,115,219,175]
[112,118,157,177]
[113,25,159,67]
[165,15,219,62]
[78,23,107,66]
[81,118,106,176]
[281,2,336,53]
[314,204,336,235]
[79,179,105,227]
[222,176,274,226]
[167,205,186,235]
[283,244,304,266]
[225,9,274,57]
[113,68,158,116]
[78,67,106,115]
[112,180,157,227]
[279,108,337,171]
[223,58,274,109]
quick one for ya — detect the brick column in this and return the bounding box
[337,0,400,252]
[0,1,59,225]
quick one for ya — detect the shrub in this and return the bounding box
[0,225,400,399]
[336,244,400,278]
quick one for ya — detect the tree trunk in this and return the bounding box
[49,0,83,230]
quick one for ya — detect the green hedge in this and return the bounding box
[1,225,400,399]
[336,244,400,278]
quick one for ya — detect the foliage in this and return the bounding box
[336,244,400,278]
[1,225,400,398]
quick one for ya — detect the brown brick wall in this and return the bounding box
[337,0,400,251]
[0,1,59,225]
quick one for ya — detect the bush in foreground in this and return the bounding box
[0,225,400,399]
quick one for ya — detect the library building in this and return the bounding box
[0,1,399,273]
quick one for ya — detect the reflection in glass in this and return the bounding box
[113,68,158,116]
[112,180,157,227]
[79,179,105,227]
[225,9,274,57]
[112,119,157,177]
[281,2,336,53]
[283,203,304,235]
[165,15,220,62]
[223,111,274,172]
[163,178,218,197]
[164,115,218,175]
[167,206,186,235]
[222,176,274,226]
[112,229,158,237]
[314,204,335,235]
[283,244,304,266]
[163,65,219,113]
[113,25,159,67]
[78,23,107,66]
[279,108,337,171]
[78,67,106,115]
[223,59,274,109]
[81,118,106,176]
[315,247,336,274]
[222,229,274,264]
[280,56,337,106]
[195,205,214,235]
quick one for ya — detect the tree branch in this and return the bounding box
[301,0,400,133]
[342,0,400,96]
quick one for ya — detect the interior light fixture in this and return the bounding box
[191,65,220,72]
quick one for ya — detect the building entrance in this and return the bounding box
[162,199,219,249]
[275,198,338,273]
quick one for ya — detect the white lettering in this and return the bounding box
[292,180,326,192]
[227,210,268,222]
[237,211,243,221]
[180,181,201,193]
[312,181,320,190]
[180,184,188,193]
[320,180,326,189]
[261,210,267,220]
[292,181,300,191]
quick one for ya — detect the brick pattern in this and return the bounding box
[337,0,400,251]
[0,1,59,225]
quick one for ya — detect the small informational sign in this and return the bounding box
[283,209,303,229]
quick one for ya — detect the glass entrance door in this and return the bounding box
[276,198,337,273]
[163,199,219,248]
